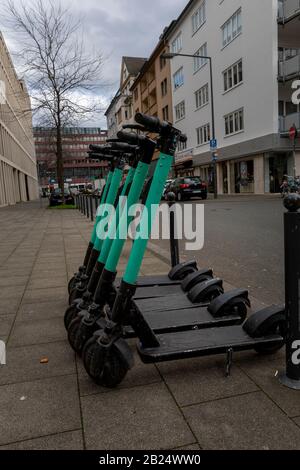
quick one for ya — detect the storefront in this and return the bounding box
[174,155,194,178]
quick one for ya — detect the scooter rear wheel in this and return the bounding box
[254,317,285,355]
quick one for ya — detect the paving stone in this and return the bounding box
[237,350,300,417]
[22,287,66,304]
[77,350,161,396]
[0,375,81,446]
[183,392,300,450]
[293,417,300,427]
[157,356,258,407]
[0,314,15,338]
[0,286,24,300]
[0,298,21,315]
[82,383,194,450]
[0,430,83,450]
[0,341,75,385]
[16,301,67,322]
[0,277,28,288]
[28,276,67,290]
[9,317,66,347]
[173,444,200,450]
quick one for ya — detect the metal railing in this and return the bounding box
[279,112,300,133]
[279,54,300,80]
[278,0,300,21]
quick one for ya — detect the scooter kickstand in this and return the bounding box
[225,348,234,377]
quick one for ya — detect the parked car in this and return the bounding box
[169,177,208,201]
[49,188,74,206]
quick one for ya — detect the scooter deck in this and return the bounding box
[134,293,205,313]
[137,326,283,363]
[133,284,183,299]
[116,275,181,288]
[124,307,241,338]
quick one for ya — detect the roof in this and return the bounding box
[123,56,147,76]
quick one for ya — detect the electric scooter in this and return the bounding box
[67,143,139,305]
[78,113,285,388]
[67,115,250,358]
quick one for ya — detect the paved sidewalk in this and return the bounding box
[0,201,300,450]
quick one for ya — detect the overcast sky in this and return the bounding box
[1,0,187,128]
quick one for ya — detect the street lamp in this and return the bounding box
[161,52,218,199]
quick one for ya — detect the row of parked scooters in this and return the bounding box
[64,113,286,388]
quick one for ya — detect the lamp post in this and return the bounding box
[161,52,218,199]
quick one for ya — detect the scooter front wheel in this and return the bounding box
[64,304,79,331]
[68,276,77,294]
[68,316,93,355]
[83,338,129,388]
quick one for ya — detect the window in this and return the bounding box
[225,108,244,136]
[223,60,243,92]
[222,9,242,47]
[161,78,168,97]
[195,84,209,109]
[194,43,207,73]
[192,1,206,35]
[175,101,185,121]
[196,123,210,145]
[173,67,184,89]
[177,139,187,151]
[162,105,169,121]
[172,33,182,54]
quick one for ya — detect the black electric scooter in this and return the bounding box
[78,114,285,388]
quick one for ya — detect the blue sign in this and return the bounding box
[210,139,217,151]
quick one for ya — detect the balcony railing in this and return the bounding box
[279,112,300,133]
[279,54,300,80]
[278,0,300,22]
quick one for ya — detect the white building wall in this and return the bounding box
[168,0,279,161]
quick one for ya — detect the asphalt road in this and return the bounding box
[152,196,285,306]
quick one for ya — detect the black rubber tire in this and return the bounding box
[200,285,223,303]
[68,276,77,294]
[224,296,249,323]
[202,194,208,200]
[177,192,184,202]
[64,304,79,331]
[254,319,286,355]
[68,287,84,306]
[83,338,128,388]
[176,266,198,281]
[68,316,92,355]
[82,335,102,377]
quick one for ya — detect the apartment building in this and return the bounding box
[34,127,108,188]
[105,57,147,139]
[0,32,38,206]
[166,0,300,194]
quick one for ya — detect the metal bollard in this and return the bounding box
[90,196,94,222]
[279,194,300,390]
[86,195,90,219]
[167,192,180,268]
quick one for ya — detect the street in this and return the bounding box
[152,195,285,306]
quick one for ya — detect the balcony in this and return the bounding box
[278,53,300,80]
[279,112,300,134]
[278,0,300,23]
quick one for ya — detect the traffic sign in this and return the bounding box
[289,125,298,141]
[210,139,217,152]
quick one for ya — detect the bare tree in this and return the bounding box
[5,0,105,196]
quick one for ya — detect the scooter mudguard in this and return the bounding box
[113,338,135,369]
[187,278,223,303]
[168,261,198,280]
[208,289,250,318]
[243,305,285,337]
[181,269,214,292]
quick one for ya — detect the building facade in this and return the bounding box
[105,57,147,139]
[166,0,300,194]
[34,127,108,188]
[0,32,38,206]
